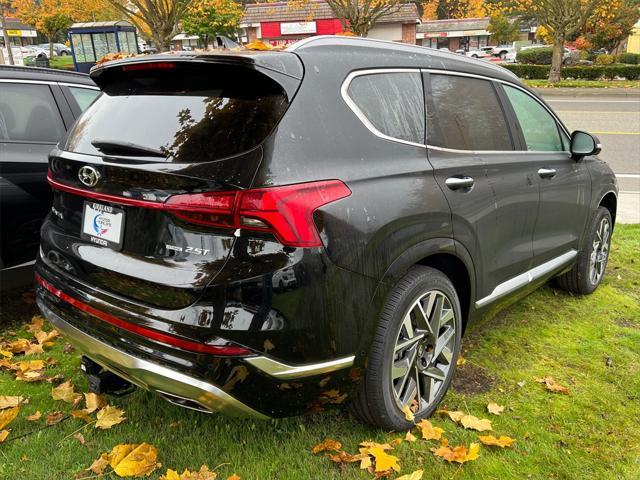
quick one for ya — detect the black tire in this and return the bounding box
[351,266,462,431]
[61,51,69,56]
[555,206,612,294]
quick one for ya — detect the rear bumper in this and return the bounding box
[38,298,269,419]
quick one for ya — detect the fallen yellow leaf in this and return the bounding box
[456,355,466,366]
[8,338,31,354]
[26,410,41,421]
[51,380,81,404]
[311,438,342,454]
[45,411,65,426]
[0,406,19,430]
[15,359,45,372]
[431,441,480,464]
[227,475,240,480]
[71,409,94,423]
[0,395,24,409]
[535,376,570,395]
[369,445,401,473]
[109,443,159,477]
[405,431,417,442]
[0,430,9,442]
[402,405,415,422]
[397,470,424,480]
[26,315,44,333]
[0,349,12,358]
[460,414,492,432]
[479,435,515,448]
[35,329,59,345]
[160,465,218,479]
[87,453,110,475]
[95,405,126,429]
[416,419,444,440]
[438,409,465,423]
[84,392,107,413]
[487,402,505,415]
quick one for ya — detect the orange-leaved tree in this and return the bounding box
[324,0,403,36]
[422,0,486,19]
[102,0,193,52]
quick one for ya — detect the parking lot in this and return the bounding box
[542,93,640,223]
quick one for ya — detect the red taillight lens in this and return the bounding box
[121,62,176,72]
[165,180,351,247]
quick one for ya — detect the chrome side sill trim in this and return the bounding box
[245,354,355,380]
[475,250,577,308]
[38,300,269,419]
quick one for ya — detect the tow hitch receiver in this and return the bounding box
[81,356,136,397]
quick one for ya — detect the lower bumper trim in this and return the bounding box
[38,299,269,419]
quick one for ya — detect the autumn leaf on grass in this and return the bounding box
[478,435,515,448]
[88,454,110,475]
[402,405,415,422]
[95,405,126,429]
[460,415,492,432]
[71,409,94,423]
[431,440,480,464]
[437,409,465,423]
[456,355,466,366]
[161,465,218,480]
[16,359,45,372]
[51,380,82,404]
[397,470,424,480]
[0,395,25,409]
[45,411,66,426]
[35,329,59,345]
[405,431,417,442]
[0,429,9,443]
[535,376,570,395]
[26,315,44,333]
[227,475,241,480]
[84,392,107,413]
[108,443,160,477]
[416,419,444,440]
[487,403,505,416]
[7,338,31,354]
[0,406,20,429]
[311,438,342,454]
[26,410,41,421]
[369,445,401,473]
[0,349,13,358]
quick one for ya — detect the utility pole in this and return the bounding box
[0,2,15,65]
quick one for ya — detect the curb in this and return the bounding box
[534,87,640,97]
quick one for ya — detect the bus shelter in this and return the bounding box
[68,21,138,73]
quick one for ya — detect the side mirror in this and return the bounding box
[570,130,601,160]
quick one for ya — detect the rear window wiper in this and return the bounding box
[91,139,167,158]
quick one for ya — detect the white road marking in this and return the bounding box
[620,191,640,194]
[617,174,640,178]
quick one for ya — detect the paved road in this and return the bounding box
[541,94,640,223]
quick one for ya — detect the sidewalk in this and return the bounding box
[618,192,640,224]
[534,87,640,97]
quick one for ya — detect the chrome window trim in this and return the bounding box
[340,68,427,148]
[475,249,577,308]
[0,79,98,90]
[245,354,355,380]
[59,83,100,90]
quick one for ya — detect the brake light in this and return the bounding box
[165,180,351,247]
[121,62,176,72]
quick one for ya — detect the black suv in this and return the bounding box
[0,66,99,290]
[36,37,617,430]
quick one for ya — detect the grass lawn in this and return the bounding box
[1,225,638,479]
[49,56,74,71]
[524,79,640,89]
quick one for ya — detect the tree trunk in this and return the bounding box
[0,5,14,65]
[548,35,564,83]
[49,39,55,59]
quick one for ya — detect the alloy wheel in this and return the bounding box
[589,217,610,285]
[390,290,456,414]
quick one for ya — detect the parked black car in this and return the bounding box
[35,37,617,430]
[0,66,100,290]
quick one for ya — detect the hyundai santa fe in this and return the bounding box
[35,36,617,430]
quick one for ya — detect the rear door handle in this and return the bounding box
[538,168,557,179]
[445,176,474,190]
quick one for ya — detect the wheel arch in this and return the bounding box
[599,191,617,228]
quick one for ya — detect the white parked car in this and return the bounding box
[465,46,494,59]
[492,43,516,59]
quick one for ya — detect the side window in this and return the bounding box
[0,83,65,143]
[68,87,101,111]
[346,72,425,144]
[503,85,564,152]
[428,74,513,151]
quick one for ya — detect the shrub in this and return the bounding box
[517,47,554,65]
[595,54,615,65]
[616,53,640,65]
[503,64,640,80]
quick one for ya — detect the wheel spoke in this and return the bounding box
[423,365,446,382]
[394,348,418,395]
[432,327,454,362]
[429,295,445,333]
[400,375,418,407]
[394,334,424,354]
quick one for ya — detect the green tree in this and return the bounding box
[325,0,402,37]
[182,0,243,48]
[584,0,640,51]
[486,13,520,45]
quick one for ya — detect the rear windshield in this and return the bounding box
[64,63,289,162]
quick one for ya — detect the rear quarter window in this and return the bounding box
[64,63,290,162]
[344,71,425,145]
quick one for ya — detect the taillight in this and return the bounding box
[165,180,351,247]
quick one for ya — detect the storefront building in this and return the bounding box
[241,0,420,46]
[416,17,491,51]
[0,17,37,48]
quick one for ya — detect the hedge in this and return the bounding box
[517,47,554,65]
[504,64,640,80]
[616,52,640,65]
